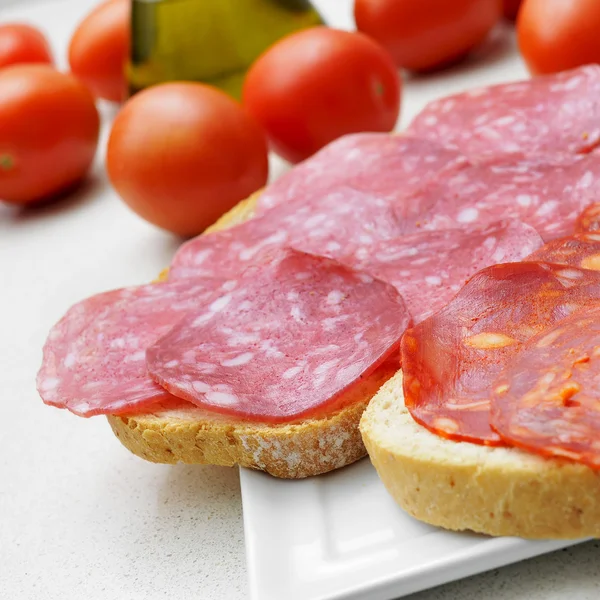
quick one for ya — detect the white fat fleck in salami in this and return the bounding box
[147,249,409,421]
[413,152,600,241]
[346,220,543,323]
[36,278,223,417]
[254,133,470,213]
[408,65,600,159]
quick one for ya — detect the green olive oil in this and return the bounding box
[128,0,323,98]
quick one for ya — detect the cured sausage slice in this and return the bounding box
[407,65,600,159]
[527,232,600,270]
[576,203,600,233]
[169,187,408,280]
[350,220,542,323]
[148,249,409,422]
[172,186,542,323]
[491,305,600,469]
[255,133,469,213]
[414,153,600,241]
[36,278,222,416]
[401,262,600,445]
[172,151,600,284]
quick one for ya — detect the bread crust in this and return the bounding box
[107,189,399,478]
[360,371,600,539]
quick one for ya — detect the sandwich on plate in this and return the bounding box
[38,66,600,538]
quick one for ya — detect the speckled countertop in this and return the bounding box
[2,0,600,599]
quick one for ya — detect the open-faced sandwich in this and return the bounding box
[37,66,600,538]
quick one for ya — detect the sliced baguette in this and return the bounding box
[107,190,400,478]
[360,371,600,539]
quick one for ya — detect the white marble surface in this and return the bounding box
[1,0,599,599]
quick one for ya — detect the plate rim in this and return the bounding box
[239,466,583,600]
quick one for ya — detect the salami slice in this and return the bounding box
[255,133,469,213]
[413,152,600,240]
[37,278,222,416]
[576,203,600,233]
[401,262,600,445]
[526,232,600,270]
[148,249,409,422]
[408,65,600,159]
[171,188,542,323]
[491,305,600,468]
[169,187,408,280]
[349,220,543,323]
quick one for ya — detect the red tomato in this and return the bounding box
[0,23,53,68]
[0,65,99,206]
[354,0,502,72]
[243,27,401,164]
[518,0,600,75]
[68,0,129,102]
[503,0,522,20]
[106,83,269,237]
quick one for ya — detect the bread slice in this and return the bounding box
[107,191,400,478]
[361,371,600,539]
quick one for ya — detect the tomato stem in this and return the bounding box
[0,154,13,171]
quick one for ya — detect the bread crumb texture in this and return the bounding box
[108,360,396,478]
[360,371,600,539]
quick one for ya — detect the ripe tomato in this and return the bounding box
[0,23,53,68]
[243,27,400,164]
[68,0,129,102]
[518,0,600,75]
[503,0,522,20]
[0,65,99,206]
[106,83,269,237]
[354,0,501,72]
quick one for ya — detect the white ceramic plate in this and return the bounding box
[240,460,578,600]
[239,6,584,600]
